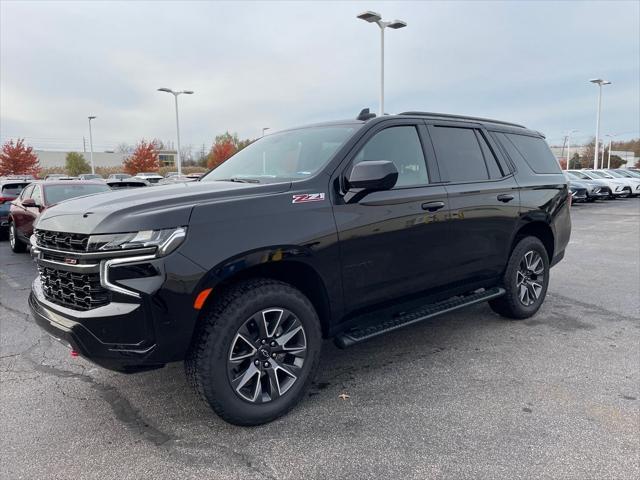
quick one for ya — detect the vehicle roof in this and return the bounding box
[282,112,541,137]
[30,180,107,186]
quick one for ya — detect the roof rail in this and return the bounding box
[399,111,526,129]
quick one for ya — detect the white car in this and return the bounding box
[602,169,640,197]
[567,170,627,198]
[133,172,164,184]
[586,170,635,198]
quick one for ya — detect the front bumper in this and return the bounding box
[29,245,206,372]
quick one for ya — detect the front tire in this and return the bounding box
[186,278,322,426]
[489,236,549,319]
[9,223,27,253]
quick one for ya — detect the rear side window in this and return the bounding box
[1,183,29,196]
[430,126,488,182]
[500,133,560,174]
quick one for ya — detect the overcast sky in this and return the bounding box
[1,0,638,154]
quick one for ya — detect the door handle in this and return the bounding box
[497,194,514,203]
[421,201,445,212]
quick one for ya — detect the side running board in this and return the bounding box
[334,287,505,348]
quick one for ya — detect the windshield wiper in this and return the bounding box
[215,177,261,184]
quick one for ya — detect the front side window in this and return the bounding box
[44,184,111,205]
[201,125,358,184]
[353,126,429,187]
[430,126,489,182]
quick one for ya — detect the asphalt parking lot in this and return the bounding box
[1,199,638,480]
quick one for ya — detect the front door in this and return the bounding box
[332,121,451,316]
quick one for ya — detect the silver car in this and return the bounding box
[568,170,628,198]
[602,169,640,197]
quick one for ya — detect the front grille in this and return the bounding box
[38,266,110,310]
[35,229,89,252]
[600,186,611,195]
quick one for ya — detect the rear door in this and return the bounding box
[426,122,520,284]
[332,120,451,315]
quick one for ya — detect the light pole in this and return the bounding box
[88,116,96,174]
[357,11,407,116]
[158,88,194,176]
[589,78,611,170]
[566,129,579,170]
[605,133,616,169]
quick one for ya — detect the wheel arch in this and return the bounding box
[511,221,554,261]
[195,248,333,338]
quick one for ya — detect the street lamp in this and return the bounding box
[158,88,194,176]
[565,129,579,170]
[589,78,611,169]
[357,10,407,116]
[88,116,96,175]
[604,133,617,169]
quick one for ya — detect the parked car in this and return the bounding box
[585,170,635,197]
[601,169,640,196]
[158,175,198,185]
[28,110,571,425]
[44,174,69,181]
[106,178,150,189]
[566,179,588,203]
[567,170,626,198]
[8,180,111,253]
[134,172,163,184]
[107,173,132,180]
[1,179,31,235]
[563,171,609,201]
[78,173,104,181]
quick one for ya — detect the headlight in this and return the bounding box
[87,226,187,256]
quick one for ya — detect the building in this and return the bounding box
[35,149,178,169]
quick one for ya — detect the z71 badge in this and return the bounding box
[292,193,325,204]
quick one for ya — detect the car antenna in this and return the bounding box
[357,108,376,121]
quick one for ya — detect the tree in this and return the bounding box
[567,152,582,170]
[65,152,91,176]
[208,136,237,169]
[0,138,40,176]
[123,140,159,175]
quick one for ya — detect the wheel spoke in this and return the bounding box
[277,325,305,350]
[229,333,257,362]
[262,308,284,338]
[231,363,261,402]
[519,284,529,305]
[265,367,281,401]
[530,255,543,274]
[530,281,543,299]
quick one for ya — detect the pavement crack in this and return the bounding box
[0,300,31,321]
[20,341,173,447]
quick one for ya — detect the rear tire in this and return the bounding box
[9,223,27,253]
[489,236,549,319]
[185,278,322,426]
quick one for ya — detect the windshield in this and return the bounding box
[620,170,640,178]
[44,184,110,205]
[568,170,591,180]
[201,125,358,184]
[1,183,30,196]
[588,171,611,179]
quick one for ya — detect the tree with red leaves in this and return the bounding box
[208,132,239,169]
[123,140,159,175]
[0,139,40,176]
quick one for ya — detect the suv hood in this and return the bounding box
[36,181,291,234]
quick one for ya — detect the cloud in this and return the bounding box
[1,0,638,152]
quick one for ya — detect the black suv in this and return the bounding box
[29,111,571,425]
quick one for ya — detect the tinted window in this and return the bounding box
[502,133,560,174]
[354,126,428,187]
[476,132,503,178]
[1,183,29,196]
[430,127,488,182]
[44,184,110,205]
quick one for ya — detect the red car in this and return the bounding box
[8,180,111,253]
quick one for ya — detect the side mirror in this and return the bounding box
[347,160,398,191]
[22,198,37,208]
